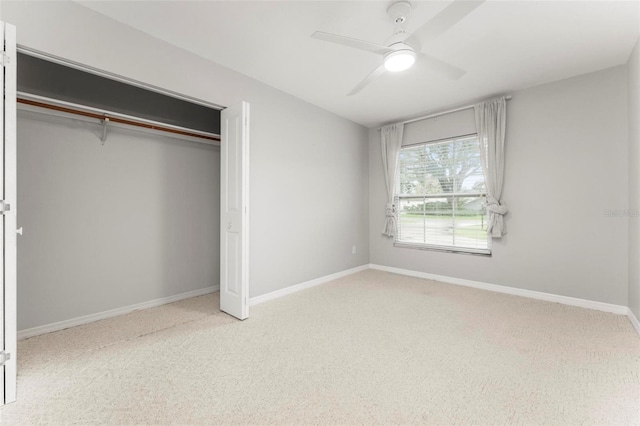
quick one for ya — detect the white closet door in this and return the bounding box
[1,21,17,404]
[220,101,250,320]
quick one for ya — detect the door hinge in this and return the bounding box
[0,200,10,215]
[0,351,11,366]
[0,53,10,67]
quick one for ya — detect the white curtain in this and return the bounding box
[474,97,508,237]
[381,123,404,237]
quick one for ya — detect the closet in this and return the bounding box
[16,50,224,335]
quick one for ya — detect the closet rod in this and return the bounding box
[17,95,221,143]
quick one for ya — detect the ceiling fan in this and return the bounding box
[311,0,484,96]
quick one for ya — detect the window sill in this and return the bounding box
[393,242,492,257]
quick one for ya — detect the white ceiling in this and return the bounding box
[78,1,639,128]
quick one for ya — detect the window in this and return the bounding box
[395,135,490,254]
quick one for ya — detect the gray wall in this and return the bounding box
[629,38,640,319]
[249,102,369,295]
[370,66,630,306]
[17,111,220,330]
[3,1,370,328]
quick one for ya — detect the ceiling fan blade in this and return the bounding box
[348,64,386,96]
[417,52,466,80]
[312,31,393,55]
[412,0,485,45]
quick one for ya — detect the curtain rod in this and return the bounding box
[17,92,221,143]
[378,95,512,130]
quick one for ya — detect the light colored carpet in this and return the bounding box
[1,270,638,425]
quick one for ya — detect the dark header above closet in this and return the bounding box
[17,52,221,135]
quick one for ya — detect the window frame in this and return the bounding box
[393,134,492,256]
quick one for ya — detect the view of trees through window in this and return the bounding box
[395,135,489,251]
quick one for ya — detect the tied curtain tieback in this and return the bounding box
[385,202,396,217]
[486,196,508,215]
[383,202,398,238]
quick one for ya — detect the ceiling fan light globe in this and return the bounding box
[384,50,416,72]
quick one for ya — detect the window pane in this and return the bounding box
[423,198,454,247]
[398,145,428,195]
[457,138,485,194]
[453,196,488,249]
[424,143,455,194]
[397,198,426,243]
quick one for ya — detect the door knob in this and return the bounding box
[16,227,22,236]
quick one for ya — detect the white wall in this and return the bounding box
[3,1,369,328]
[370,66,629,306]
[628,38,640,319]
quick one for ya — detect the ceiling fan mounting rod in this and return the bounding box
[387,1,413,25]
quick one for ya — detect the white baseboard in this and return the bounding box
[18,264,639,339]
[628,309,640,336]
[370,264,629,315]
[18,285,219,340]
[249,264,370,306]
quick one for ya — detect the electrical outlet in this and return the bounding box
[352,246,357,255]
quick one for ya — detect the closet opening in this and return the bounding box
[16,47,228,340]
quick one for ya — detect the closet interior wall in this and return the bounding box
[17,56,222,330]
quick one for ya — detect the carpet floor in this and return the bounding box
[1,269,638,425]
